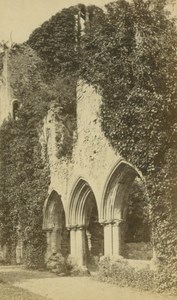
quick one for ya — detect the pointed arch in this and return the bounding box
[68,178,98,226]
[43,190,70,258]
[67,178,104,266]
[100,160,142,222]
[43,190,65,230]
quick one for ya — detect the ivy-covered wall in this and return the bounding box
[0,45,51,267]
[79,0,177,293]
[0,42,77,267]
[0,0,177,293]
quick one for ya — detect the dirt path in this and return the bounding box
[1,266,177,300]
[14,276,177,300]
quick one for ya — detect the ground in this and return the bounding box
[0,266,177,300]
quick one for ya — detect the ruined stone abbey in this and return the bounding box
[0,55,152,269]
[1,4,177,284]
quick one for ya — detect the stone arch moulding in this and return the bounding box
[43,189,66,230]
[67,177,104,267]
[99,159,149,258]
[67,177,99,227]
[100,159,143,223]
[43,189,70,260]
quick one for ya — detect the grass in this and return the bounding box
[0,268,57,284]
[0,283,50,300]
[0,266,57,300]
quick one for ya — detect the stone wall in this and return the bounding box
[0,51,14,125]
[42,80,121,222]
[0,50,153,266]
[41,80,154,267]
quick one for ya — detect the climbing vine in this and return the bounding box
[0,45,51,267]
[0,0,177,293]
[0,42,77,267]
[80,0,177,292]
[27,6,79,80]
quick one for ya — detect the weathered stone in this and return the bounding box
[0,52,153,270]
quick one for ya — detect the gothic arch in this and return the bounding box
[68,178,99,226]
[43,190,70,258]
[100,160,142,222]
[43,190,66,230]
[100,159,152,259]
[68,178,104,267]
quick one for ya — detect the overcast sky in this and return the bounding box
[1,0,177,44]
[0,0,110,44]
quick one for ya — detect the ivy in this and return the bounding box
[0,1,177,292]
[27,6,79,80]
[80,0,177,292]
[0,43,77,267]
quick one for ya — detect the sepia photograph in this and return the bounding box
[0,0,177,299]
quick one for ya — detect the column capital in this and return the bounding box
[76,225,86,231]
[67,224,86,231]
[67,225,77,231]
[100,220,114,226]
[112,219,125,226]
[53,227,62,232]
[101,219,125,226]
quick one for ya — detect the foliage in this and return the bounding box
[27,7,79,80]
[0,52,4,74]
[0,0,177,293]
[0,45,51,266]
[46,253,89,276]
[125,178,151,243]
[98,256,155,291]
[0,44,76,267]
[47,253,69,275]
[80,0,177,292]
[50,76,77,159]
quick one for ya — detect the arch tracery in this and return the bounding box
[101,160,140,222]
[100,160,151,259]
[68,178,98,226]
[43,190,70,261]
[43,161,151,267]
[67,178,104,266]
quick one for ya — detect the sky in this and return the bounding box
[0,0,111,44]
[1,0,177,44]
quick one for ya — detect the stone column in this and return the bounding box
[75,226,86,266]
[57,228,62,253]
[86,229,92,252]
[68,225,87,267]
[16,240,23,264]
[150,243,158,271]
[2,244,8,262]
[112,220,124,258]
[16,223,23,264]
[103,222,113,256]
[69,227,77,257]
[46,230,51,257]
[51,228,60,254]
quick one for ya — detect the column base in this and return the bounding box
[68,225,86,267]
[67,255,90,276]
[112,255,124,261]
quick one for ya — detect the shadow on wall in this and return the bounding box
[124,177,152,260]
